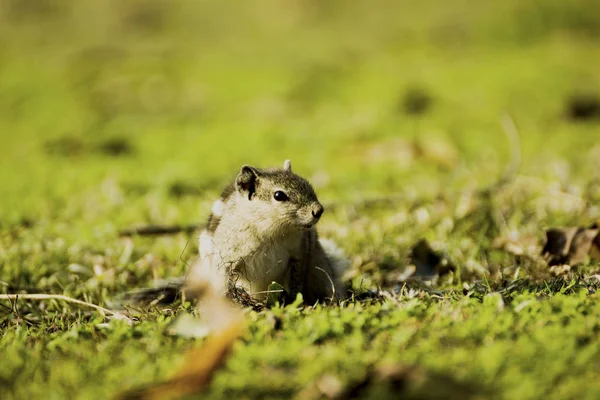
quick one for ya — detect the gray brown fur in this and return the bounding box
[186,160,348,304]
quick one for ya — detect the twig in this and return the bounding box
[315,266,336,302]
[118,117,521,239]
[116,197,410,238]
[117,194,415,238]
[252,289,285,295]
[0,293,130,321]
[119,224,201,237]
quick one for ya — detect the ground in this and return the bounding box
[1,0,600,399]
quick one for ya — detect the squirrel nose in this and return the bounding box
[312,203,324,219]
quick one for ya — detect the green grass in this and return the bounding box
[1,0,600,399]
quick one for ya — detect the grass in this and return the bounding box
[1,0,600,398]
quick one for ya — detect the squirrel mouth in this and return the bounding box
[299,223,315,230]
[297,217,320,230]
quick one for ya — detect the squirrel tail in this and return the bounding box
[319,238,351,298]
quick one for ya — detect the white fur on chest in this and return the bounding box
[240,239,292,294]
[195,226,303,298]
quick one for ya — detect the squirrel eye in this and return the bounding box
[273,190,289,202]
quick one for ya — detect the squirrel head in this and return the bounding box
[234,160,324,234]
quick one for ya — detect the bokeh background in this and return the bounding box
[1,1,600,399]
[1,0,599,226]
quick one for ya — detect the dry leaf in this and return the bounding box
[492,230,539,257]
[120,266,245,399]
[122,321,244,400]
[410,239,456,278]
[542,225,600,266]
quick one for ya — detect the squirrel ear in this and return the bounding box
[283,159,292,172]
[236,165,259,199]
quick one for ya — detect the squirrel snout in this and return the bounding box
[311,203,324,219]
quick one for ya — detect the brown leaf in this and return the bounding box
[121,321,244,400]
[542,228,578,263]
[120,263,245,399]
[567,228,599,265]
[542,226,600,266]
[409,239,456,278]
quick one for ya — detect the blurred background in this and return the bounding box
[0,0,599,231]
[1,3,600,397]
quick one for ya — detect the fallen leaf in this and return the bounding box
[122,321,244,400]
[492,230,539,257]
[120,263,245,399]
[567,228,599,265]
[542,225,600,266]
[409,239,456,278]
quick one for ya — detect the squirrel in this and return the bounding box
[121,160,348,307]
[186,159,349,304]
